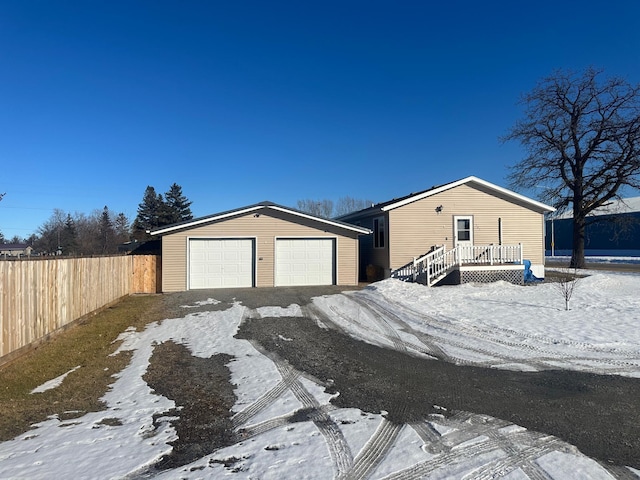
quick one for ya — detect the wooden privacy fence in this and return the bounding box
[0,255,160,362]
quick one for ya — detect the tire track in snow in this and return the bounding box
[320,294,453,363]
[401,413,579,480]
[353,292,528,369]
[596,463,640,480]
[409,420,448,454]
[236,403,340,440]
[339,419,404,480]
[272,359,354,477]
[381,432,565,480]
[349,296,450,362]
[369,289,640,362]
[236,416,292,439]
[237,309,353,477]
[355,290,640,374]
[231,361,301,428]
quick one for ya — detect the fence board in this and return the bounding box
[0,255,159,362]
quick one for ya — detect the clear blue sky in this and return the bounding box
[1,1,639,239]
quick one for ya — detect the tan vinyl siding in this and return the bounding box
[388,183,545,270]
[161,209,360,291]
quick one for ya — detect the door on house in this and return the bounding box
[454,216,474,262]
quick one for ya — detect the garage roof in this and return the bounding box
[149,201,372,236]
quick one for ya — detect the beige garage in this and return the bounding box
[150,202,370,292]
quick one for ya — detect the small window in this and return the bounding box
[456,218,471,241]
[373,216,385,249]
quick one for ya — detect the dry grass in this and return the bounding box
[0,294,165,441]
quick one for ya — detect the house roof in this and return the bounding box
[149,201,372,236]
[337,176,556,219]
[553,196,640,219]
[0,243,32,250]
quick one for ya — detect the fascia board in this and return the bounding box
[150,206,263,235]
[151,204,372,236]
[381,176,556,213]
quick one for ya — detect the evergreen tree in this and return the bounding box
[133,184,193,239]
[133,186,164,240]
[114,212,131,244]
[164,183,193,224]
[0,230,5,244]
[60,214,78,255]
[99,206,116,254]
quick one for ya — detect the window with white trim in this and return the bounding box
[373,216,385,249]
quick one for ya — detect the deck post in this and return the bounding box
[518,243,523,264]
[412,257,417,282]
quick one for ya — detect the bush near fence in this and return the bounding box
[0,255,160,364]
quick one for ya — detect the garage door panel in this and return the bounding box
[276,239,335,286]
[189,239,254,289]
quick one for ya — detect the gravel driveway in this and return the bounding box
[144,285,640,476]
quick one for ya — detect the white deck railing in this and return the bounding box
[455,244,523,266]
[391,244,523,287]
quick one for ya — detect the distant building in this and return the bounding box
[0,243,33,258]
[546,197,640,256]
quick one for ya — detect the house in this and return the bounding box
[150,201,371,292]
[337,176,555,286]
[546,197,640,257]
[0,243,33,258]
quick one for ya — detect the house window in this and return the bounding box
[373,217,385,249]
[456,218,471,241]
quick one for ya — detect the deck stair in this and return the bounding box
[391,244,523,287]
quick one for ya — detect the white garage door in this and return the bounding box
[189,239,254,289]
[275,238,335,286]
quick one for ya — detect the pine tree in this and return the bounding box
[61,214,78,255]
[164,183,193,224]
[114,212,130,244]
[99,206,116,254]
[133,186,164,240]
[132,184,194,240]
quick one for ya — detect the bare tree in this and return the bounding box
[504,68,640,268]
[553,267,581,311]
[34,209,67,254]
[34,208,128,256]
[296,199,334,219]
[334,196,375,217]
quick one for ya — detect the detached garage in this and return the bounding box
[150,202,370,292]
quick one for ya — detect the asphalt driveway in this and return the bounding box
[143,285,640,476]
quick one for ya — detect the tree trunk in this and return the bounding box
[570,215,586,268]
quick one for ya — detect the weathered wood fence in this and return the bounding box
[0,255,160,363]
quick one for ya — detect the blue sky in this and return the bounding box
[1,1,639,239]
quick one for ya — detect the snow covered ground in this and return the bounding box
[1,270,639,479]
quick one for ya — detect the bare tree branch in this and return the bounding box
[504,68,640,267]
